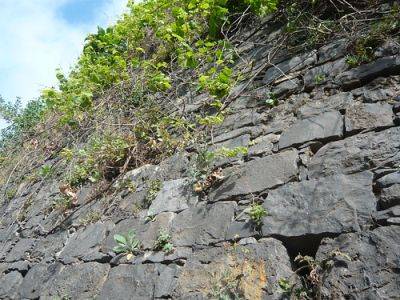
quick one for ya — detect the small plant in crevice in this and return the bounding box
[113,230,141,260]
[118,178,136,193]
[278,250,351,299]
[80,210,102,226]
[39,165,54,179]
[191,146,248,193]
[144,179,162,207]
[314,74,325,85]
[52,196,74,213]
[154,228,174,253]
[265,93,278,107]
[247,203,268,227]
[5,188,17,201]
[210,268,244,300]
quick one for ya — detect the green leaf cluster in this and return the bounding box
[113,230,141,254]
[248,203,267,226]
[154,229,174,253]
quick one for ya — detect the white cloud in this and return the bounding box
[0,0,128,109]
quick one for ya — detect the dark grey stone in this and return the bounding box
[209,150,298,201]
[58,222,113,263]
[263,51,317,85]
[19,262,63,299]
[123,164,160,188]
[216,109,262,133]
[98,264,157,300]
[7,260,30,274]
[380,184,400,209]
[262,172,376,237]
[248,134,279,156]
[279,111,343,149]
[148,178,197,216]
[0,271,23,299]
[172,238,297,300]
[374,39,400,57]
[373,205,400,224]
[345,102,393,133]
[362,88,395,102]
[141,247,192,263]
[213,126,263,144]
[337,55,400,88]
[304,58,348,88]
[308,127,400,178]
[171,202,236,246]
[5,238,36,262]
[155,264,180,298]
[318,39,348,63]
[157,151,190,180]
[376,171,400,188]
[272,78,300,96]
[226,220,258,240]
[298,92,354,118]
[210,134,251,166]
[31,232,67,261]
[40,262,109,299]
[316,226,400,299]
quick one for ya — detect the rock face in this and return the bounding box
[262,171,376,237]
[1,14,400,300]
[209,150,298,201]
[279,111,343,149]
[316,226,400,299]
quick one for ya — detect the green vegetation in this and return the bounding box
[247,203,267,226]
[1,0,398,217]
[39,165,54,179]
[80,211,102,225]
[144,179,163,207]
[265,93,278,107]
[190,146,247,192]
[52,196,74,212]
[113,230,141,259]
[5,188,17,201]
[278,250,352,298]
[154,229,174,253]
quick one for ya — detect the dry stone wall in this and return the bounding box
[1,16,400,300]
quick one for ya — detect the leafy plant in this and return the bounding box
[247,203,267,226]
[80,211,102,225]
[154,229,174,253]
[314,73,326,85]
[5,188,17,201]
[197,114,225,127]
[113,230,141,259]
[144,179,162,207]
[214,146,248,158]
[52,196,73,212]
[265,93,278,107]
[39,165,53,179]
[278,277,292,293]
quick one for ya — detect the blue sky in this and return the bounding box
[0,0,128,129]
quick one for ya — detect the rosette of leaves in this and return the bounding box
[113,230,140,260]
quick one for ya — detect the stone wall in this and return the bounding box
[1,16,400,300]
